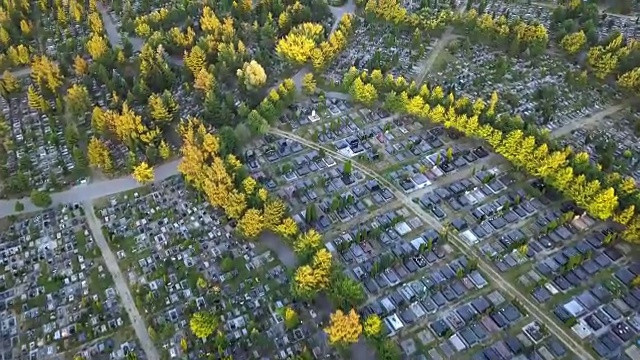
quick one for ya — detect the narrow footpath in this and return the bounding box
[84,201,161,360]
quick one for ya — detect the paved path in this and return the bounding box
[259,231,299,269]
[84,201,161,360]
[268,128,596,360]
[0,67,32,78]
[0,159,181,217]
[548,104,626,139]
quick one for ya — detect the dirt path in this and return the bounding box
[268,128,596,360]
[549,104,627,139]
[415,31,460,84]
[84,202,161,360]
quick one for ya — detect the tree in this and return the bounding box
[86,34,109,60]
[276,32,317,65]
[242,176,257,194]
[350,77,378,106]
[324,309,362,346]
[65,84,91,117]
[238,208,264,238]
[283,307,299,329]
[293,229,322,255]
[31,190,52,208]
[184,46,207,75]
[363,314,382,338]
[189,311,218,340]
[197,277,208,289]
[73,55,88,76]
[275,217,299,238]
[159,140,171,160]
[223,190,247,219]
[343,160,352,176]
[194,68,215,93]
[31,55,63,93]
[1,70,20,94]
[149,93,173,124]
[237,60,267,90]
[560,30,587,55]
[614,205,635,225]
[328,274,366,310]
[87,137,113,173]
[302,73,316,95]
[132,162,154,184]
[263,199,285,229]
[27,85,47,111]
[14,201,24,212]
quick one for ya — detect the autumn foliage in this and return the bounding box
[324,309,362,345]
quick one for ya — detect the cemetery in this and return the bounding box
[426,42,617,129]
[5,0,640,358]
[0,203,140,360]
[323,20,439,84]
[93,176,333,359]
[0,88,81,196]
[557,107,640,184]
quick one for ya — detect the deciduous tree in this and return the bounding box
[560,30,587,55]
[189,311,218,341]
[302,73,316,95]
[65,84,91,117]
[73,56,88,77]
[363,314,382,338]
[293,229,322,255]
[275,217,299,238]
[31,190,52,208]
[324,309,362,346]
[238,208,264,238]
[263,199,285,229]
[87,137,113,173]
[237,60,267,90]
[132,162,154,184]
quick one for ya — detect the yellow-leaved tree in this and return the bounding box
[194,68,215,93]
[293,229,322,255]
[236,60,267,90]
[65,84,91,117]
[189,311,218,341]
[275,217,299,238]
[324,309,362,345]
[86,34,109,60]
[73,55,88,76]
[263,199,285,229]
[132,162,154,184]
[238,208,264,238]
[87,137,113,173]
[560,30,587,55]
[363,314,382,338]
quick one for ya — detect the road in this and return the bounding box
[84,201,161,360]
[329,0,357,34]
[0,67,32,78]
[0,159,181,217]
[548,103,627,139]
[97,2,143,53]
[268,128,596,360]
